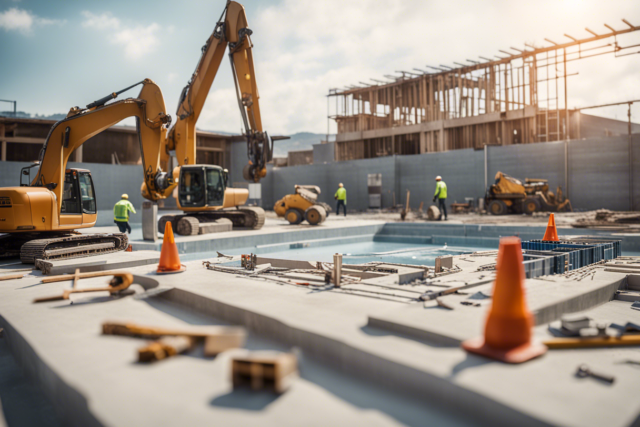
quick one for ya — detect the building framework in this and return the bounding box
[328,19,640,161]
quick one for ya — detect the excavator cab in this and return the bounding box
[178,165,226,208]
[61,169,97,216]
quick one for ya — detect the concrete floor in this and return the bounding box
[2,222,640,426]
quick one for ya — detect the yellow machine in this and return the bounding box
[274,186,331,226]
[0,79,173,262]
[486,171,573,215]
[155,1,275,236]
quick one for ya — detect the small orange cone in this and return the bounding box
[462,237,547,363]
[542,213,559,241]
[156,221,186,274]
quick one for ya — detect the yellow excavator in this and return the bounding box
[0,79,174,262]
[486,172,572,215]
[155,1,272,236]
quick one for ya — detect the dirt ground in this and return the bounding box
[265,209,640,230]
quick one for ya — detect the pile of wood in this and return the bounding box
[573,209,640,230]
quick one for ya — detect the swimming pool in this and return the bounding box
[188,240,490,266]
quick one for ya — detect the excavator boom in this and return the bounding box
[166,1,272,182]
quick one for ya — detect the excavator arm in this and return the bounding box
[33,79,173,213]
[166,0,272,182]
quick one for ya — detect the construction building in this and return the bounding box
[328,20,640,161]
[0,116,240,167]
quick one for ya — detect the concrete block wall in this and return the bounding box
[2,134,638,217]
[264,134,640,212]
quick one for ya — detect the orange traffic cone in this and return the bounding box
[462,236,547,363]
[156,221,186,274]
[542,213,559,241]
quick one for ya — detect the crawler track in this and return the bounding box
[10,233,128,264]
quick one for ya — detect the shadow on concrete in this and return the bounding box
[210,388,280,411]
[50,295,130,308]
[359,324,457,348]
[446,353,494,379]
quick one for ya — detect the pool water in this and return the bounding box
[190,241,491,266]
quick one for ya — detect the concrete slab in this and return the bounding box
[35,251,160,275]
[2,234,640,427]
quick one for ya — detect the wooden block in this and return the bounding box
[203,331,246,356]
[102,321,245,340]
[138,336,193,363]
[41,270,126,284]
[232,352,298,394]
[0,273,26,281]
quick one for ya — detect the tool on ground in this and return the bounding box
[274,185,331,225]
[462,237,547,363]
[241,254,257,270]
[138,336,194,363]
[232,352,298,393]
[560,314,592,335]
[485,171,572,215]
[419,277,494,301]
[543,334,640,349]
[542,213,559,241]
[157,221,186,274]
[102,321,246,357]
[33,273,134,303]
[0,272,27,281]
[41,270,126,284]
[576,364,615,384]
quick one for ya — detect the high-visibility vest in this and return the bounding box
[114,200,136,222]
[335,187,347,202]
[434,181,447,199]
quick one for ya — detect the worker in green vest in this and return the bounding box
[113,194,136,234]
[335,183,347,217]
[432,176,448,220]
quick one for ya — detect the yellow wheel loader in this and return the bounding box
[485,172,572,215]
[274,186,332,226]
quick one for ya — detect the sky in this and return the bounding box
[1,0,639,135]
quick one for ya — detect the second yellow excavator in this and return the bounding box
[154,1,274,236]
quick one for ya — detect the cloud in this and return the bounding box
[0,7,65,34]
[188,0,640,135]
[81,11,160,60]
[167,72,178,83]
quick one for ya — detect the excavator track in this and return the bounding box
[168,206,265,236]
[18,233,128,264]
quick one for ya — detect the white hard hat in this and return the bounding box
[435,176,442,181]
[339,183,344,187]
[121,194,129,199]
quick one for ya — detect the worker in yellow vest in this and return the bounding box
[334,183,347,217]
[432,176,448,221]
[113,194,136,234]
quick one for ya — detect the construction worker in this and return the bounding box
[432,176,448,221]
[113,194,136,234]
[335,183,347,217]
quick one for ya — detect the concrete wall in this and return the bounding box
[3,134,638,216]
[313,142,335,164]
[264,134,640,212]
